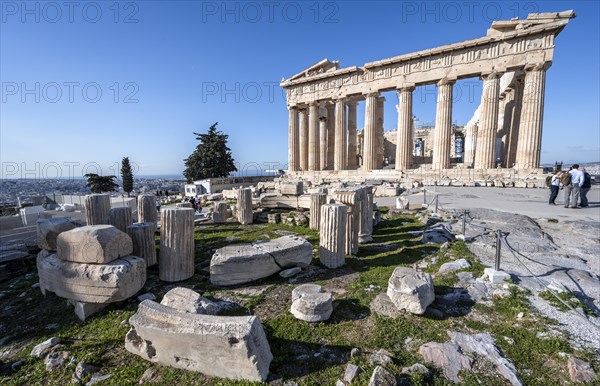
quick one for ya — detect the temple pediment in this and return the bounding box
[286,59,340,82]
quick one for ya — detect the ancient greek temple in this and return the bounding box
[281,11,574,182]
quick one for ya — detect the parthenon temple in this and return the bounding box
[281,11,575,183]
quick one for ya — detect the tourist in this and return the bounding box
[549,170,561,205]
[565,164,584,208]
[196,197,202,214]
[156,198,161,212]
[579,167,591,207]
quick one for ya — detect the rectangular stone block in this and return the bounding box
[56,225,133,264]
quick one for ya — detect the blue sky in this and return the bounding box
[1,0,598,179]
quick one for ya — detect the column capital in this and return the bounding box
[363,92,380,98]
[307,100,319,107]
[396,85,415,93]
[437,78,456,86]
[287,104,299,110]
[346,100,359,107]
[480,71,502,80]
[524,61,552,72]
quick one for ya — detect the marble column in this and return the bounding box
[395,86,415,170]
[288,105,299,171]
[474,72,501,169]
[319,204,347,269]
[346,101,358,169]
[127,222,157,267]
[432,79,454,170]
[309,193,327,230]
[326,103,335,169]
[308,102,320,171]
[159,208,194,282]
[362,93,379,171]
[299,107,309,171]
[376,96,385,169]
[85,194,110,225]
[334,98,347,170]
[137,194,157,224]
[516,63,548,169]
[108,207,133,233]
[463,123,478,167]
[237,188,253,225]
[319,114,328,171]
[505,77,524,168]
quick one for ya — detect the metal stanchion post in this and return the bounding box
[423,189,427,205]
[495,230,502,271]
[462,209,467,236]
[434,195,439,213]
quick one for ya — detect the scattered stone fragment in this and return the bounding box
[125,300,272,381]
[368,366,397,386]
[72,360,99,383]
[386,267,434,315]
[401,363,430,377]
[138,367,160,384]
[456,271,473,282]
[279,267,301,278]
[422,224,454,244]
[350,348,361,358]
[56,225,133,264]
[86,374,112,386]
[68,299,107,321]
[483,268,511,284]
[371,349,394,366]
[343,363,360,383]
[567,357,597,383]
[418,341,472,383]
[290,284,333,322]
[370,293,402,318]
[37,217,80,251]
[438,258,470,274]
[31,337,60,357]
[516,312,524,319]
[160,287,221,315]
[44,350,70,371]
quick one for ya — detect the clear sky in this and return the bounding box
[1,0,598,179]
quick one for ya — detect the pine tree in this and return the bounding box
[121,157,134,197]
[84,174,119,193]
[183,122,237,183]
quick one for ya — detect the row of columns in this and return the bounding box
[288,62,548,172]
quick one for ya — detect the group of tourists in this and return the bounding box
[548,164,592,208]
[188,196,203,214]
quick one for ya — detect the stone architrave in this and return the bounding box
[125,300,273,382]
[126,222,157,267]
[515,63,549,170]
[387,267,434,315]
[334,190,359,255]
[309,193,327,230]
[237,188,253,225]
[108,207,133,233]
[474,72,501,169]
[137,194,157,224]
[37,217,80,251]
[159,208,194,282]
[84,194,110,225]
[334,98,347,170]
[395,86,415,170]
[358,186,374,243]
[37,252,146,303]
[432,79,454,170]
[319,204,347,269]
[362,93,378,171]
[212,202,230,223]
[56,225,133,264]
[288,105,299,171]
[347,101,358,169]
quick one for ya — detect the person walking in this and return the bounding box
[156,198,161,213]
[579,167,591,207]
[549,170,561,205]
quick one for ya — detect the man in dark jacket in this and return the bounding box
[579,167,592,207]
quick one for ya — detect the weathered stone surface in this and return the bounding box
[31,337,60,357]
[260,194,299,209]
[320,204,347,269]
[359,187,374,243]
[483,268,511,283]
[108,207,133,233]
[401,363,430,377]
[44,350,70,371]
[419,342,472,383]
[368,366,397,386]
[343,363,360,383]
[84,194,110,225]
[160,287,220,315]
[371,349,394,366]
[56,225,133,264]
[291,284,333,322]
[38,253,146,303]
[37,217,80,251]
[279,267,301,278]
[212,202,230,223]
[280,181,303,196]
[159,208,194,282]
[309,193,327,230]
[567,357,597,383]
[370,292,403,318]
[267,213,280,224]
[396,196,409,210]
[72,360,99,383]
[237,188,253,225]
[210,236,312,286]
[438,258,471,274]
[422,223,455,244]
[126,222,157,267]
[334,190,360,255]
[68,299,107,321]
[450,332,522,386]
[137,194,158,224]
[125,300,273,382]
[387,267,434,315]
